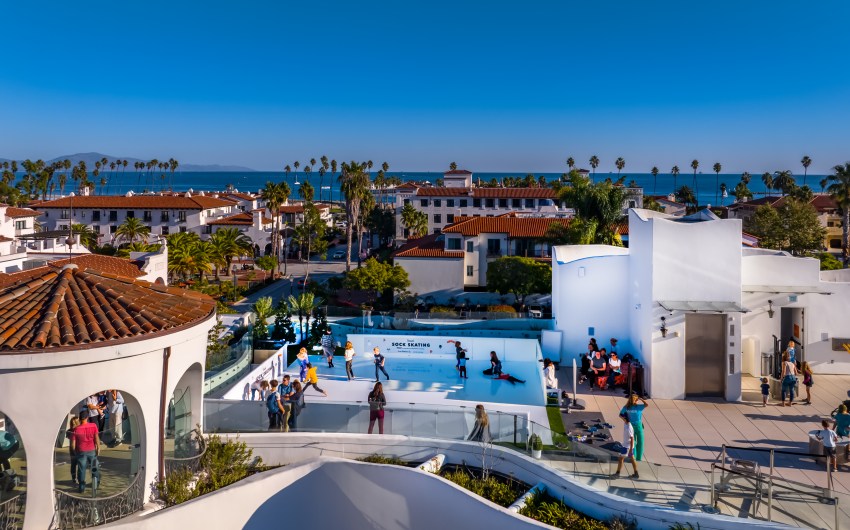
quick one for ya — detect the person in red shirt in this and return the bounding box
[69,415,100,493]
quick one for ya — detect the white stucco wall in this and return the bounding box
[395,256,464,301]
[0,315,213,530]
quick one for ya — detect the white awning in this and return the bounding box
[657,300,750,313]
[742,284,832,295]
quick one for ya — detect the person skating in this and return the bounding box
[373,347,390,382]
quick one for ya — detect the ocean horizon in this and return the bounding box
[17,171,830,207]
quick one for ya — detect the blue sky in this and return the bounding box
[1,1,848,172]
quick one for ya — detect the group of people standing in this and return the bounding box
[773,339,815,406]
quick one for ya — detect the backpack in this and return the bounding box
[266,392,279,413]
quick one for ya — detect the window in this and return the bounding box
[403,199,411,206]
[179,226,187,233]
[45,211,49,217]
[473,198,481,207]
[203,225,212,234]
[126,211,135,219]
[420,199,429,207]
[162,226,170,235]
[628,200,636,209]
[447,214,455,224]
[434,199,441,207]
[61,209,69,218]
[15,220,26,230]
[512,199,521,208]
[433,228,441,234]
[459,199,468,208]
[434,214,442,224]
[466,265,473,277]
[161,211,169,222]
[143,211,152,222]
[92,225,100,234]
[110,225,118,234]
[487,239,501,255]
[447,238,461,250]
[831,239,841,249]
[178,211,187,222]
[466,241,474,252]
[109,211,118,222]
[525,199,535,208]
[92,211,101,222]
[447,199,455,207]
[485,199,495,208]
[498,199,508,208]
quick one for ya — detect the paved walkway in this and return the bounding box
[556,370,850,529]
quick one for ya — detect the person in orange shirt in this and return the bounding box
[302,363,328,397]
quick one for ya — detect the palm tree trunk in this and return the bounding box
[844,210,850,268]
[345,222,353,272]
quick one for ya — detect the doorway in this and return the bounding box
[781,307,805,362]
[685,314,726,397]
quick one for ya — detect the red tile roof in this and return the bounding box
[4,206,42,218]
[35,195,236,210]
[414,187,557,199]
[278,204,330,214]
[393,233,464,259]
[0,255,147,289]
[444,170,473,176]
[442,216,567,238]
[0,264,214,351]
[810,194,838,212]
[207,212,273,226]
[225,192,257,201]
[414,188,471,197]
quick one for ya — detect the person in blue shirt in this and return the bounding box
[786,339,797,366]
[619,393,649,461]
[834,405,850,438]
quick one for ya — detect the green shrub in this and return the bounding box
[156,466,198,507]
[429,306,458,317]
[199,434,261,494]
[357,454,408,466]
[442,470,523,507]
[487,305,516,313]
[530,434,543,451]
[519,491,607,530]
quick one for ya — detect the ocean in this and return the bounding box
[27,171,829,207]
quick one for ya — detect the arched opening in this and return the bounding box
[0,412,26,528]
[154,277,165,285]
[166,363,204,463]
[53,390,144,498]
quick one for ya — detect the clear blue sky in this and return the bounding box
[1,1,848,173]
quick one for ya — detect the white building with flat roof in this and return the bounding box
[552,208,850,400]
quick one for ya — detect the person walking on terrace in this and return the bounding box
[368,382,387,434]
[321,329,335,368]
[468,404,492,443]
[612,413,639,479]
[620,393,649,462]
[373,347,390,382]
[344,341,356,381]
[780,351,798,406]
[801,361,814,405]
[69,414,100,494]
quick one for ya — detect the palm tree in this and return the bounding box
[589,156,599,180]
[115,241,161,258]
[566,157,575,172]
[827,163,850,267]
[741,171,751,185]
[712,163,722,205]
[801,156,812,187]
[449,161,458,171]
[650,167,659,194]
[671,166,680,193]
[71,223,98,249]
[209,227,253,276]
[615,157,625,177]
[304,164,312,187]
[260,181,291,276]
[339,161,370,272]
[690,160,699,205]
[762,172,773,196]
[820,178,828,193]
[114,216,151,244]
[284,164,291,185]
[675,185,697,212]
[773,170,795,196]
[299,181,314,203]
[286,292,323,344]
[169,158,179,191]
[167,232,212,282]
[293,161,300,182]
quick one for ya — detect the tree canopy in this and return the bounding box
[486,256,551,305]
[344,258,410,300]
[746,199,826,255]
[557,171,626,246]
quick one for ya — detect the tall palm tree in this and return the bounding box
[339,161,370,271]
[820,178,828,193]
[284,164,291,185]
[114,216,151,244]
[801,156,812,187]
[712,162,722,205]
[615,157,625,177]
[169,158,179,191]
[650,167,659,194]
[773,170,795,196]
[260,180,291,276]
[286,292,324,344]
[589,156,599,181]
[566,157,575,172]
[741,171,751,185]
[760,172,773,197]
[293,161,300,182]
[299,181,314,203]
[827,163,850,267]
[401,203,428,239]
[690,160,699,206]
[675,185,697,212]
[671,166,680,193]
[167,232,212,282]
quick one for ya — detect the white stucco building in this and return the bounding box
[552,208,850,401]
[0,263,215,529]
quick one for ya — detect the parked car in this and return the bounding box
[333,251,345,259]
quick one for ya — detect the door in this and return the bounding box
[781,307,805,362]
[685,314,726,397]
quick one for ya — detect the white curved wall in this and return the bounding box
[0,315,214,530]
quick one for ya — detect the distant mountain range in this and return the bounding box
[0,152,256,172]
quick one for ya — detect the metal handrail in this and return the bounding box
[164,430,208,475]
[53,467,145,529]
[0,493,25,530]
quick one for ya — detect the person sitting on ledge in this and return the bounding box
[589,350,607,391]
[835,405,850,438]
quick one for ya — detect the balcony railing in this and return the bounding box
[164,430,207,475]
[0,493,25,530]
[53,467,145,529]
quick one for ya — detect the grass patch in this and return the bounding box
[546,405,566,435]
[357,454,408,466]
[442,469,524,507]
[519,491,609,530]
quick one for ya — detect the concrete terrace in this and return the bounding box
[556,371,850,529]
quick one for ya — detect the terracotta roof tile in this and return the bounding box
[442,216,566,238]
[208,212,273,226]
[393,233,464,259]
[414,187,557,199]
[4,207,42,218]
[225,192,257,201]
[414,188,470,197]
[49,255,146,279]
[35,195,236,210]
[0,265,214,351]
[444,170,473,175]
